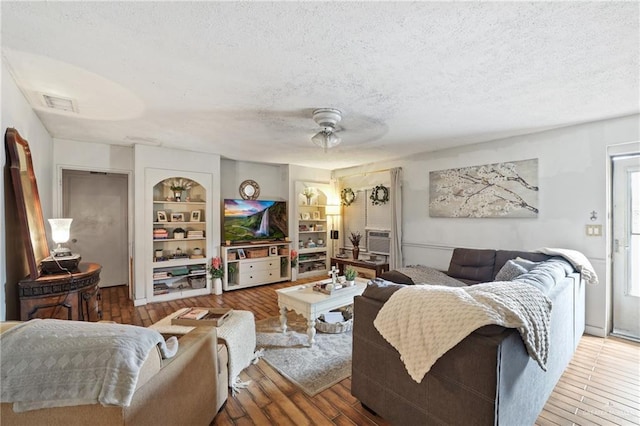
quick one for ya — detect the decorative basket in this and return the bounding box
[316,318,353,334]
[278,247,289,256]
[246,248,268,258]
[187,276,206,289]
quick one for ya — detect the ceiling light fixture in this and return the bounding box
[311,108,342,151]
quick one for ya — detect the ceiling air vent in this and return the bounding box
[41,94,78,113]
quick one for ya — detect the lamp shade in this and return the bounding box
[48,218,73,244]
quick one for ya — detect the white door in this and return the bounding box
[612,155,640,340]
[63,170,129,288]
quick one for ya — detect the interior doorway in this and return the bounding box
[612,154,640,341]
[62,170,129,289]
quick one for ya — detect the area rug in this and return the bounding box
[255,312,352,396]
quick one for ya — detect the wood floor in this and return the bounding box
[101,281,640,426]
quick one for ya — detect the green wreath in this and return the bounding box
[340,188,356,206]
[370,184,389,205]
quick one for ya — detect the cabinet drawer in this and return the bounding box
[240,269,280,285]
[243,259,279,273]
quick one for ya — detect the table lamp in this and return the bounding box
[41,218,82,274]
[49,218,73,257]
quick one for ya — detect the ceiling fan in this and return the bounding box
[311,108,342,151]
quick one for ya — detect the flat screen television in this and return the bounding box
[223,199,288,242]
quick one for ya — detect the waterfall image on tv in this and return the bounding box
[223,199,288,242]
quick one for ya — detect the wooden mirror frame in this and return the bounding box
[5,128,49,279]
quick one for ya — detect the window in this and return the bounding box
[342,187,391,250]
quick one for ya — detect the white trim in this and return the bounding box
[133,298,148,307]
[585,326,606,338]
[56,165,135,297]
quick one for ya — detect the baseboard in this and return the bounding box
[133,298,148,306]
[585,325,606,337]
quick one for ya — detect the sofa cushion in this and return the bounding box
[447,248,496,283]
[361,280,406,303]
[379,270,415,285]
[493,250,551,279]
[514,258,574,294]
[495,260,528,281]
[512,257,539,271]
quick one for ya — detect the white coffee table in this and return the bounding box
[276,277,368,346]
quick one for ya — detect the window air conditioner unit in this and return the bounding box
[367,230,391,256]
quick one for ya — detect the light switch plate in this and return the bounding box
[585,224,602,237]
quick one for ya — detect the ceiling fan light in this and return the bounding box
[311,130,341,151]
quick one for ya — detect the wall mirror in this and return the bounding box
[239,179,260,200]
[5,128,49,279]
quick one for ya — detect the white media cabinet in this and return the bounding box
[221,241,291,291]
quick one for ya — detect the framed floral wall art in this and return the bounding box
[429,159,539,218]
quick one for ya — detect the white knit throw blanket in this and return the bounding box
[374,281,552,383]
[535,247,599,285]
[216,310,263,394]
[0,319,178,412]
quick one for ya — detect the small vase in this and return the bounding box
[291,268,298,282]
[174,191,182,202]
[347,280,355,287]
[352,246,359,260]
[213,278,222,295]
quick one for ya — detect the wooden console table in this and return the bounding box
[330,257,389,279]
[18,262,103,321]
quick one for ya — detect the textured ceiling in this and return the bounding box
[2,2,638,170]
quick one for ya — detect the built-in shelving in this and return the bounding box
[294,181,333,279]
[146,171,211,302]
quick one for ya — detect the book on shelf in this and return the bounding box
[153,272,171,279]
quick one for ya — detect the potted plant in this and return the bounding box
[348,231,362,260]
[344,266,357,286]
[164,178,193,201]
[302,187,316,205]
[208,256,224,295]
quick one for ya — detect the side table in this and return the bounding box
[18,262,102,321]
[330,257,389,279]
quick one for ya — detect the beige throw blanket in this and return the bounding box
[216,310,263,394]
[374,281,551,383]
[0,319,178,412]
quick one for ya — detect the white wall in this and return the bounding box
[221,159,288,200]
[1,61,54,320]
[335,114,640,336]
[52,138,134,215]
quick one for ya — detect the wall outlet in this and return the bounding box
[585,224,602,237]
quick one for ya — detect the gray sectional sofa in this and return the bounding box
[351,248,586,425]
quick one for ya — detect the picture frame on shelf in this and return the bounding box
[301,212,311,220]
[269,246,278,256]
[312,211,321,220]
[171,213,184,222]
[237,248,246,259]
[190,210,201,222]
[157,210,167,222]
